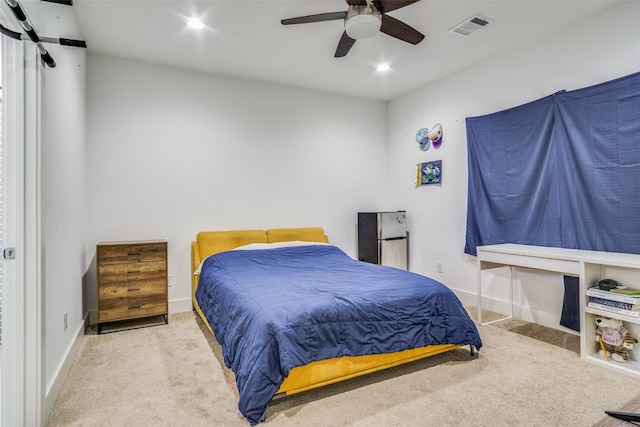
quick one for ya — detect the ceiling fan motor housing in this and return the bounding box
[345,4,382,39]
[280,0,424,57]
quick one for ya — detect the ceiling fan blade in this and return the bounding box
[281,11,347,25]
[380,14,425,44]
[335,31,356,57]
[373,0,421,14]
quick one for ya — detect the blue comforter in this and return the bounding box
[195,244,482,425]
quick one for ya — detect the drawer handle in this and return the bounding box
[128,270,140,274]
[128,305,141,310]
[127,288,141,292]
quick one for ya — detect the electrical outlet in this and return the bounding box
[437,261,444,273]
[64,312,68,331]
[168,274,173,287]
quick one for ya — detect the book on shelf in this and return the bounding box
[586,287,640,304]
[610,287,640,295]
[587,301,640,318]
[590,297,640,311]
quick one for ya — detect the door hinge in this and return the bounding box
[3,247,16,260]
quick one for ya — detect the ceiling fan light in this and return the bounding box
[345,14,381,39]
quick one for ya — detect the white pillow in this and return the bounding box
[194,241,328,275]
[232,241,328,251]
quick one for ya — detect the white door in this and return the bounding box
[0,32,4,420]
[1,30,43,427]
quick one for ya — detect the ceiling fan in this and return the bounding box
[281,0,425,58]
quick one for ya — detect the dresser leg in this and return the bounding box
[164,314,168,324]
[98,323,103,334]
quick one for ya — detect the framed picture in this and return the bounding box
[416,160,442,186]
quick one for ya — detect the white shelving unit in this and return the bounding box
[477,244,640,377]
[582,260,640,377]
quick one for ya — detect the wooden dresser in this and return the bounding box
[96,240,168,333]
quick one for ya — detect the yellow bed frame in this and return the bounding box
[191,227,461,397]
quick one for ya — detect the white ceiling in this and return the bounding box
[19,0,623,101]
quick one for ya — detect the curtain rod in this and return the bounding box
[1,0,87,68]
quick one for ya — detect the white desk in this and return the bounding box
[476,243,640,377]
[476,244,582,325]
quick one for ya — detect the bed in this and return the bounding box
[192,227,482,425]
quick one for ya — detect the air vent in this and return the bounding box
[449,14,491,37]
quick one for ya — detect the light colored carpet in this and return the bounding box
[46,311,640,427]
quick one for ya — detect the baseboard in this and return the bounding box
[455,288,579,335]
[169,297,192,314]
[44,313,88,423]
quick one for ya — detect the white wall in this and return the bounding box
[38,15,88,421]
[386,1,640,329]
[85,54,387,313]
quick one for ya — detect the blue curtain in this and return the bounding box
[555,73,640,253]
[465,71,640,332]
[465,95,560,255]
[466,70,640,256]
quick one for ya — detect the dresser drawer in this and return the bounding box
[98,278,166,301]
[98,260,167,283]
[98,295,168,323]
[98,242,166,264]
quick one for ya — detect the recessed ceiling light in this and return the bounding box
[376,63,391,72]
[187,18,205,30]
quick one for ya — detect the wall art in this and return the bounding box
[416,160,442,186]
